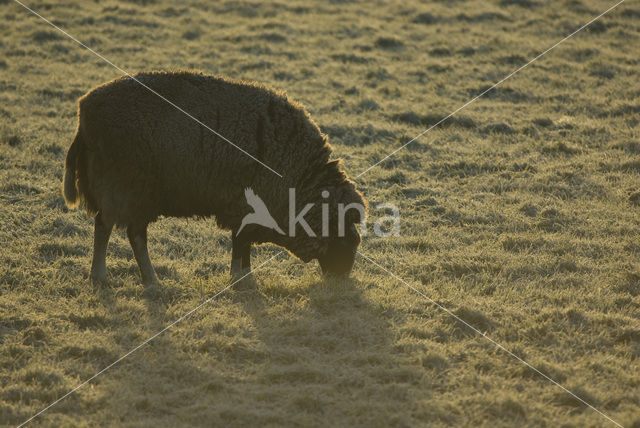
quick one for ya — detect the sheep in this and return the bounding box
[63,70,367,288]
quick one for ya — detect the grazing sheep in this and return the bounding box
[63,70,367,287]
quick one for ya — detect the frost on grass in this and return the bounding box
[1,0,639,426]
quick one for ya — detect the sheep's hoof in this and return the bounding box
[90,274,109,288]
[235,278,257,293]
[231,268,256,293]
[142,283,161,299]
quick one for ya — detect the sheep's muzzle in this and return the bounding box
[317,225,360,277]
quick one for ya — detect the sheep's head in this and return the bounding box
[318,221,361,277]
[277,159,367,277]
[316,180,367,277]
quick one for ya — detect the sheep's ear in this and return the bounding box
[326,159,342,172]
[324,159,348,186]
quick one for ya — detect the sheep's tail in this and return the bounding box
[63,131,82,209]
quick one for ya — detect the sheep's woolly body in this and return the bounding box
[64,70,365,262]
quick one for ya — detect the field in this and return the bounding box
[1,0,639,426]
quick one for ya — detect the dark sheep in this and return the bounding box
[63,70,367,287]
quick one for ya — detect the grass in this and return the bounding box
[1,0,639,426]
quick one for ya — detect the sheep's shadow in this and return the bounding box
[46,273,433,426]
[51,282,217,426]
[230,276,434,426]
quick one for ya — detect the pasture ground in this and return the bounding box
[0,0,639,426]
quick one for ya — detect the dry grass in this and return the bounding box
[1,0,639,426]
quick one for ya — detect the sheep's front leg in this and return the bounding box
[90,212,113,285]
[127,222,158,286]
[231,232,251,279]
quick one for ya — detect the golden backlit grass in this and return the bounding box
[1,0,639,426]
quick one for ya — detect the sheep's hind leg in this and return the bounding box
[90,212,113,285]
[127,222,158,287]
